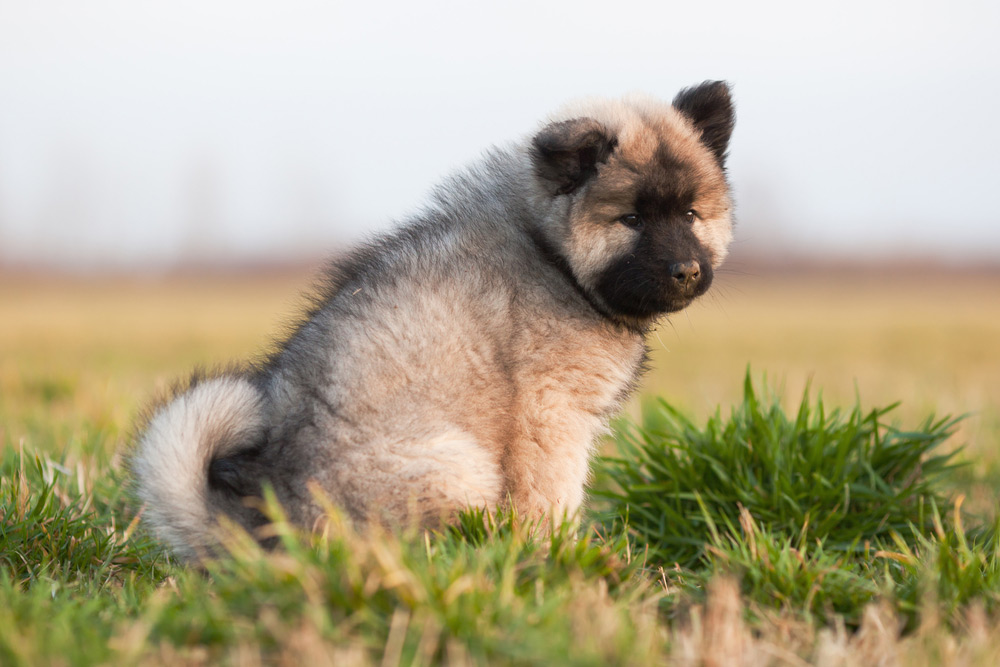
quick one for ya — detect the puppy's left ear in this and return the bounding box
[673,81,735,167]
[532,118,617,195]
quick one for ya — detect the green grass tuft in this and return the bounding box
[0,438,166,587]
[595,371,999,627]
[597,371,962,569]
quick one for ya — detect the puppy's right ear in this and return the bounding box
[532,118,617,195]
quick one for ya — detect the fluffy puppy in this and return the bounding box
[132,82,736,561]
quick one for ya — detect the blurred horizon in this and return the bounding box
[2,0,999,272]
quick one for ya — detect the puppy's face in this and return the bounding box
[532,82,735,327]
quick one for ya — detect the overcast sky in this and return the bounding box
[1,0,998,269]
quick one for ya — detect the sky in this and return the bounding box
[1,0,999,269]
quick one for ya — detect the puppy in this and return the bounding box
[132,82,736,561]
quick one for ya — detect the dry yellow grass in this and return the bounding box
[669,577,1000,667]
[2,263,998,471]
[646,267,1000,419]
[1,270,308,443]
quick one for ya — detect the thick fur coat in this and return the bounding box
[132,82,736,561]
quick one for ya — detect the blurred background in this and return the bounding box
[2,0,999,270]
[1,1,999,501]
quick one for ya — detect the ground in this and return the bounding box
[1,259,999,664]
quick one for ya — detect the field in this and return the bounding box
[2,262,999,664]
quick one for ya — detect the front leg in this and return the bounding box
[501,410,604,520]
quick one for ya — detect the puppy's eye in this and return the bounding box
[619,214,643,229]
[685,209,698,222]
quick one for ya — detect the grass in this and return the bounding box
[595,374,1000,630]
[0,440,658,664]
[598,375,962,569]
[1,266,999,664]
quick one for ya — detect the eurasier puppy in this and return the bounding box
[132,81,736,561]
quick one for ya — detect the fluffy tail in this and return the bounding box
[131,375,267,562]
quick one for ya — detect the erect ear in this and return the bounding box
[672,81,735,167]
[531,118,617,195]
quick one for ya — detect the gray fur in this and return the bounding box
[132,84,737,561]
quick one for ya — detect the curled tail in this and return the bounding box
[131,375,267,562]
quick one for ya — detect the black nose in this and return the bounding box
[669,260,701,291]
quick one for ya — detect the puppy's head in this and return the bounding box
[530,81,735,328]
